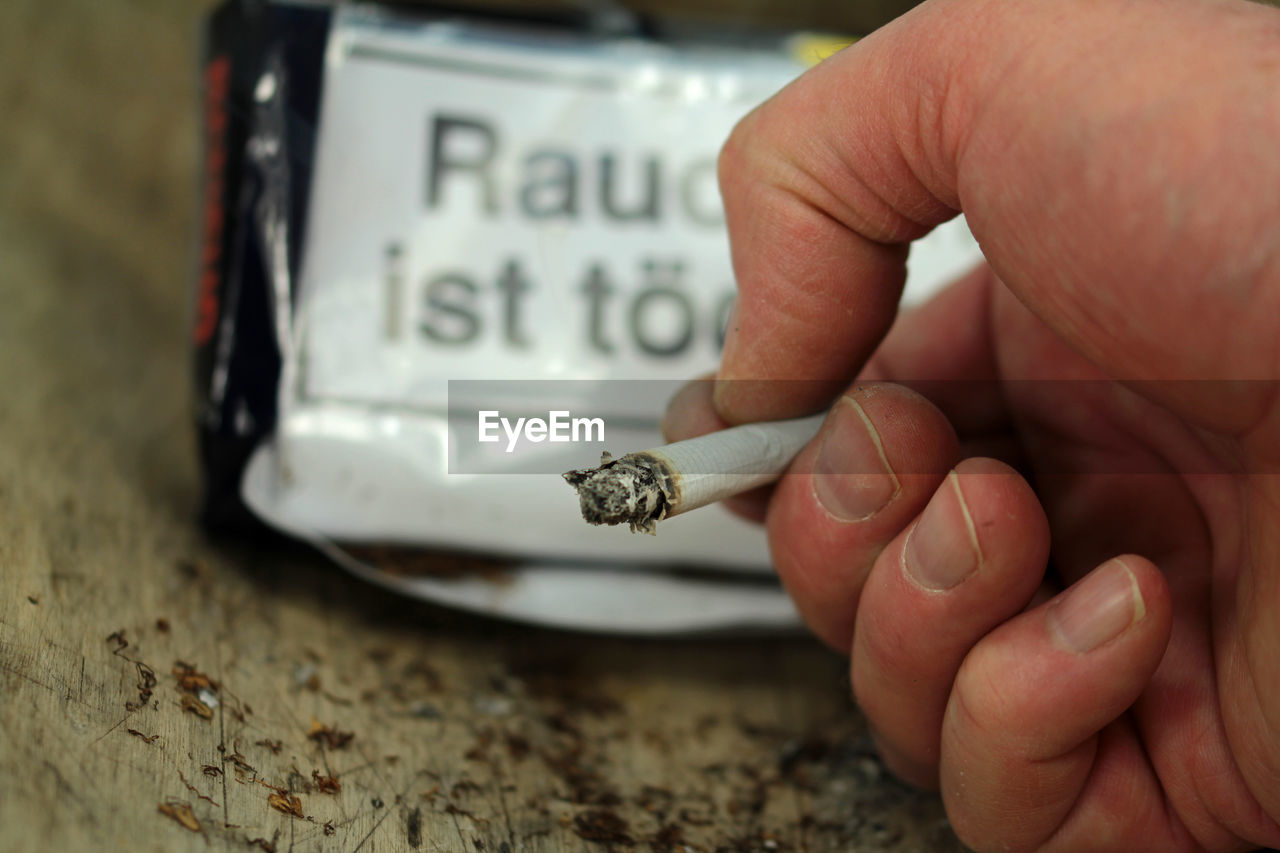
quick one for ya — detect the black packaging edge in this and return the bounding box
[194,0,330,533]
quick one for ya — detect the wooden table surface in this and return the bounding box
[0,1,960,850]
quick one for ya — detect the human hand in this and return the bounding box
[664,0,1280,849]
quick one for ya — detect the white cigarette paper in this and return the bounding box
[563,413,825,533]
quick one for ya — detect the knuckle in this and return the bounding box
[949,643,1024,749]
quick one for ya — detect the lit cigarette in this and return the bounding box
[563,413,825,533]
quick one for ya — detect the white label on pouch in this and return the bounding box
[295,12,981,415]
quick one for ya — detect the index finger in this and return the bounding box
[713,0,964,422]
[714,0,1280,426]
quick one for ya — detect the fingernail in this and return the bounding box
[904,472,982,590]
[812,395,900,521]
[1049,558,1146,653]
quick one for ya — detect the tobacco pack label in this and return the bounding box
[296,13,805,416]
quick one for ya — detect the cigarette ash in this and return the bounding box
[562,452,676,534]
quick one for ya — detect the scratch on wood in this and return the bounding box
[352,742,389,791]
[406,805,422,849]
[445,804,473,853]
[1,659,61,694]
[349,804,393,853]
[215,642,230,830]
[42,761,96,825]
[88,715,132,748]
[349,770,424,853]
[492,756,518,852]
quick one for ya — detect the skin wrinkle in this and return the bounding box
[905,64,964,214]
[945,5,1065,222]
[1239,484,1280,738]
[838,71,959,233]
[786,139,919,246]
[1041,723,1177,853]
[884,6,973,213]
[784,68,946,246]
[826,134,942,241]
[729,124,911,293]
[1180,688,1267,850]
[1189,730,1273,853]
[1158,783,1203,853]
[1232,636,1280,833]
[734,185,891,383]
[947,646,1017,757]
[946,664,1100,852]
[953,640,1078,765]
[1110,386,1246,476]
[1006,404,1145,480]
[807,34,961,238]
[736,94,875,242]
[725,179,911,403]
[764,192,892,307]
[1134,545,1263,848]
[1021,688,1176,850]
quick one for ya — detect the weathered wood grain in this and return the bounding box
[0,1,959,850]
